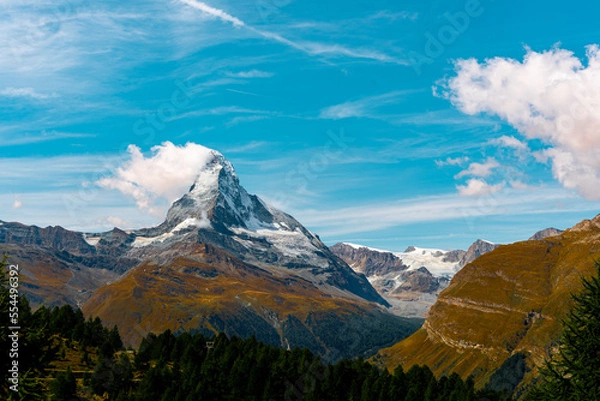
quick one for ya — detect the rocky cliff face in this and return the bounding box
[374,214,600,396]
[459,239,499,267]
[329,243,408,277]
[528,227,563,241]
[394,267,440,294]
[331,241,503,318]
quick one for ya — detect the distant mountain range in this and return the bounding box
[330,235,560,317]
[0,148,422,361]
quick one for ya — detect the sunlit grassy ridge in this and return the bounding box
[374,215,600,396]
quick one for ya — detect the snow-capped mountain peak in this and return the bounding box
[165,149,274,231]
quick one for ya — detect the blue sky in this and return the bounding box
[2,0,600,251]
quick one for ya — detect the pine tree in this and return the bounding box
[526,262,600,400]
[49,366,77,401]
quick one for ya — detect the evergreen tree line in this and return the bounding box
[102,329,505,401]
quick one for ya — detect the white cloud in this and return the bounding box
[106,216,129,228]
[543,147,600,200]
[0,87,57,100]
[225,70,274,78]
[320,102,364,120]
[456,179,503,197]
[510,180,529,190]
[13,199,22,209]
[435,156,469,167]
[97,142,217,216]
[455,157,500,179]
[493,135,528,151]
[438,45,600,200]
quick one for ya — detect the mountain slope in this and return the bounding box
[83,242,421,360]
[373,214,600,395]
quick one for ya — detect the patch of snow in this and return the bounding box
[392,247,457,277]
[132,231,175,247]
[83,235,101,247]
[342,242,389,253]
[231,226,328,267]
[173,216,211,232]
[132,216,211,247]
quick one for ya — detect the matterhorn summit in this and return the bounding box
[164,149,274,231]
[121,147,388,305]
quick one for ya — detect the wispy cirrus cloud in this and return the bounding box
[179,0,245,26]
[292,188,596,237]
[178,0,408,65]
[368,10,419,21]
[225,69,274,78]
[0,87,58,100]
[0,131,95,147]
[299,42,409,65]
[319,90,418,119]
[171,106,278,122]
